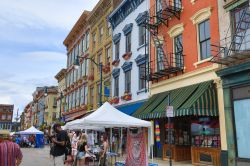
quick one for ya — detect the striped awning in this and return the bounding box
[133,81,218,119]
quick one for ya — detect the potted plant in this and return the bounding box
[112,59,120,67]
[88,75,94,81]
[112,96,120,104]
[121,92,132,101]
[81,104,88,110]
[122,52,132,60]
[82,75,88,80]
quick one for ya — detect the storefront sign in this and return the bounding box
[166,106,174,117]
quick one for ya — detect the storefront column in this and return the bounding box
[223,87,236,166]
[215,79,227,151]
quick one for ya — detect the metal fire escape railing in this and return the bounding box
[142,0,183,81]
[210,4,250,65]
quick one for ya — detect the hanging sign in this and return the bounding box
[166,106,174,117]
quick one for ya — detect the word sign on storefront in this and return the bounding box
[166,106,174,117]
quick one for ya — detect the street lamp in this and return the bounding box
[74,56,103,106]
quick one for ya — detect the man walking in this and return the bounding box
[50,123,68,166]
[0,130,23,166]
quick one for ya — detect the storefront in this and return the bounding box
[217,61,250,166]
[133,81,221,165]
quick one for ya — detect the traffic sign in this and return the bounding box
[166,106,174,117]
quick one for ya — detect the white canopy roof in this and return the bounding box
[18,126,43,134]
[74,102,151,128]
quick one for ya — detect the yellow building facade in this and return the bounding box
[44,88,58,125]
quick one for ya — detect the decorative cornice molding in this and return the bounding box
[168,23,184,38]
[122,23,133,35]
[113,33,121,44]
[135,11,148,25]
[109,0,145,29]
[135,54,147,66]
[112,68,120,78]
[190,7,212,25]
[121,61,133,72]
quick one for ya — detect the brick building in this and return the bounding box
[0,104,14,130]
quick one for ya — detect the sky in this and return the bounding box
[0,0,99,119]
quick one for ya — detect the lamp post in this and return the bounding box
[74,56,103,106]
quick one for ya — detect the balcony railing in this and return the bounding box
[148,51,184,81]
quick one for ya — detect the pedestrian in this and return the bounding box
[99,134,109,166]
[0,130,23,166]
[50,123,68,166]
[76,133,92,166]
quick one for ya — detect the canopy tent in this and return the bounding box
[73,102,151,128]
[17,126,44,135]
[64,118,105,131]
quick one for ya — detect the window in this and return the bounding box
[199,19,211,60]
[90,87,94,105]
[84,85,88,104]
[97,53,102,72]
[126,32,132,52]
[234,99,250,159]
[125,70,131,93]
[106,47,111,65]
[107,22,112,37]
[92,33,96,51]
[104,80,110,101]
[174,34,183,67]
[99,26,104,44]
[115,41,120,60]
[114,77,119,97]
[139,25,146,46]
[80,38,84,55]
[231,5,250,51]
[2,114,6,120]
[139,63,146,90]
[7,115,11,120]
[85,59,88,76]
[86,31,90,50]
[156,0,162,13]
[77,88,80,107]
[96,83,100,105]
[157,47,165,71]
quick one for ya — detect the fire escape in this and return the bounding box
[142,0,184,81]
[210,4,250,65]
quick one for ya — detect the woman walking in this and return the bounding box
[99,134,108,166]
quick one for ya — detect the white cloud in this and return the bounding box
[21,51,66,62]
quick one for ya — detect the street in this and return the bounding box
[20,146,192,166]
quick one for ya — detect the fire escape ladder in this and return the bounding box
[210,5,250,65]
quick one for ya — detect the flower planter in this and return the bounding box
[82,75,88,80]
[103,64,111,73]
[121,93,132,101]
[112,97,120,104]
[112,59,120,67]
[88,75,94,81]
[81,104,88,110]
[122,52,132,60]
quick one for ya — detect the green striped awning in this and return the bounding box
[133,81,219,119]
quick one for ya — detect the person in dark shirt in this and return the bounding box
[50,123,67,166]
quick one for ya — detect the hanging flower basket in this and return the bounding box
[88,75,94,81]
[112,97,120,104]
[122,52,132,60]
[103,64,111,73]
[82,75,88,80]
[112,59,120,67]
[80,104,88,110]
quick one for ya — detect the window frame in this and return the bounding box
[114,76,119,97]
[138,63,146,90]
[124,70,131,93]
[138,25,146,46]
[126,32,132,53]
[115,41,120,60]
[198,19,211,60]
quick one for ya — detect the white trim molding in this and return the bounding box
[190,7,212,24]
[193,56,213,68]
[190,0,197,5]
[168,23,184,38]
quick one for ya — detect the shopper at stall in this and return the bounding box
[71,131,80,162]
[99,134,109,166]
[77,133,92,166]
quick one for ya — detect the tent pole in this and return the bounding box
[110,128,112,152]
[120,127,123,156]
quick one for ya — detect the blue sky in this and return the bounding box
[0,0,99,118]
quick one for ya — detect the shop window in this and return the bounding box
[199,19,211,60]
[234,99,250,159]
[126,32,132,53]
[191,117,220,148]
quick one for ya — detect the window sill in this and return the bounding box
[193,57,212,68]
[137,43,147,51]
[137,88,147,95]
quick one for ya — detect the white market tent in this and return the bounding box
[17,126,44,135]
[72,102,151,128]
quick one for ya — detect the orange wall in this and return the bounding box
[150,0,219,80]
